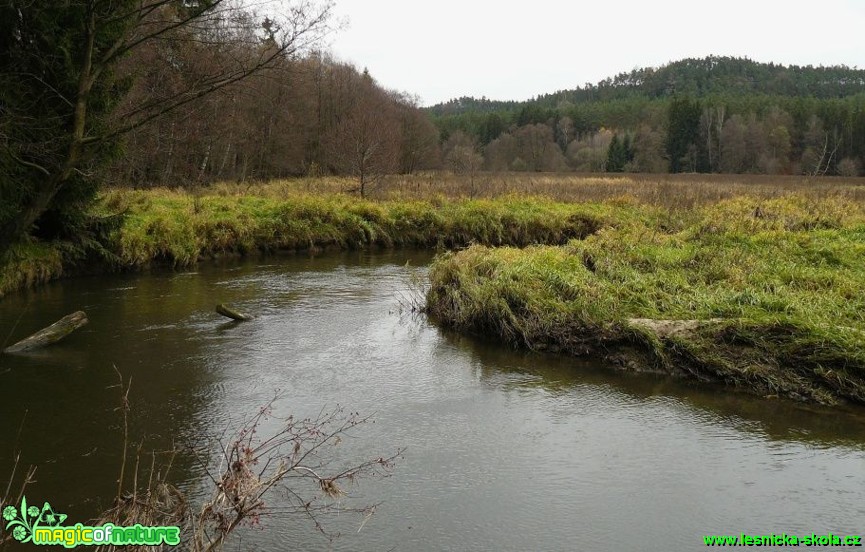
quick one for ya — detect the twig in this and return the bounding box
[112,365,132,499]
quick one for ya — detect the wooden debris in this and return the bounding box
[216,303,253,321]
[4,311,89,353]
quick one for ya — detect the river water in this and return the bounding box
[1,251,863,551]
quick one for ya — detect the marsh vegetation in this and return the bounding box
[425,187,865,405]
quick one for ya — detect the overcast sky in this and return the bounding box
[327,0,865,107]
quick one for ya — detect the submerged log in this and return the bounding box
[4,311,89,353]
[216,303,253,321]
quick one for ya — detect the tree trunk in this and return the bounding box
[0,175,65,259]
[4,311,89,354]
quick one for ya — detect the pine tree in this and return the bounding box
[606,134,627,172]
[665,96,702,172]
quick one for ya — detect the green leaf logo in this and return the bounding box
[2,497,66,544]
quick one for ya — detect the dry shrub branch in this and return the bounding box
[92,372,402,551]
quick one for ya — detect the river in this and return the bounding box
[1,251,863,550]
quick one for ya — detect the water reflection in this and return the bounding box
[446,329,865,449]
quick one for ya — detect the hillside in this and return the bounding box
[427,56,865,177]
[429,56,865,115]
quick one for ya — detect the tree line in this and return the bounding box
[4,13,865,264]
[431,57,865,116]
[432,57,865,177]
[108,51,440,194]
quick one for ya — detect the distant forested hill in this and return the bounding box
[430,57,865,115]
[428,57,865,176]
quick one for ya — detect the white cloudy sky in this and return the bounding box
[326,0,865,106]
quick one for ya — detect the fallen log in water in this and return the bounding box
[216,303,253,321]
[4,311,89,353]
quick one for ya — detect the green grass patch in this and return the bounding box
[426,196,865,405]
[102,189,637,268]
[5,184,865,406]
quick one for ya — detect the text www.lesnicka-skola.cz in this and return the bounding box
[704,533,862,547]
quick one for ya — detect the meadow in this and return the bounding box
[3,173,864,404]
[4,172,864,297]
[233,172,865,207]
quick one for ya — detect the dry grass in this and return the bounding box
[93,374,400,551]
[210,172,865,209]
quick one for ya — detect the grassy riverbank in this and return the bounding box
[426,195,865,405]
[0,183,633,297]
[105,188,620,264]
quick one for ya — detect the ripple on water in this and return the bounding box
[2,254,864,552]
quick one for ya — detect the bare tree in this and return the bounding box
[483,133,519,172]
[628,125,667,173]
[555,116,574,152]
[700,106,721,172]
[514,124,552,172]
[802,116,840,177]
[445,141,483,197]
[323,73,401,197]
[565,129,613,172]
[764,107,792,151]
[0,0,335,257]
[720,114,748,173]
[394,93,441,174]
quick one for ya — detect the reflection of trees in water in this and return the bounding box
[440,327,865,448]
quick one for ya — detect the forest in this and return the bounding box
[0,0,440,260]
[431,56,865,177]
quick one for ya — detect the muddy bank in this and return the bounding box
[428,304,865,406]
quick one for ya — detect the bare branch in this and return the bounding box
[90,389,401,551]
